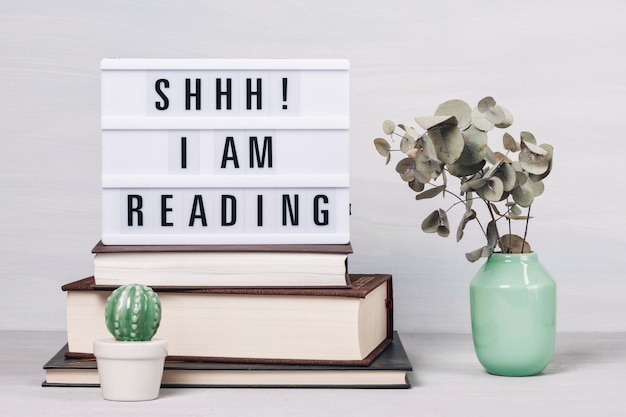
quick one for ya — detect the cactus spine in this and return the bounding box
[104,284,162,342]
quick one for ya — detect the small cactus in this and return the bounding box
[104,284,162,342]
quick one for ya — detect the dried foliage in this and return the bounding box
[373,97,553,262]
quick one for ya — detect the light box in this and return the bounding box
[101,59,350,245]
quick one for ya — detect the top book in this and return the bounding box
[100,59,350,246]
[91,241,353,288]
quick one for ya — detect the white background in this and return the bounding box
[1,0,624,334]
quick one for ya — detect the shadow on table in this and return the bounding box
[543,332,626,375]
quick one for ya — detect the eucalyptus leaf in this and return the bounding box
[400,134,415,153]
[539,143,554,159]
[529,158,553,181]
[510,204,522,215]
[471,106,495,132]
[421,209,451,237]
[503,132,520,152]
[415,185,446,201]
[482,159,503,179]
[465,245,494,262]
[500,234,531,254]
[484,146,498,165]
[506,213,532,220]
[428,125,465,165]
[435,99,472,130]
[485,105,506,125]
[495,105,514,128]
[458,125,489,165]
[456,209,477,242]
[527,178,545,196]
[417,134,440,162]
[447,159,486,177]
[414,115,458,130]
[465,247,483,262]
[403,126,420,139]
[515,171,528,186]
[395,158,416,181]
[395,157,414,174]
[476,177,504,202]
[528,144,554,181]
[399,169,415,182]
[461,177,488,193]
[436,209,451,237]
[519,140,550,175]
[383,120,396,135]
[494,162,516,192]
[486,220,499,249]
[511,184,535,207]
[374,138,391,158]
[408,178,425,192]
[493,151,512,164]
[522,140,548,156]
[473,98,507,128]
[477,96,497,112]
[414,154,440,183]
[520,131,537,145]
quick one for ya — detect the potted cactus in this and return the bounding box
[93,284,167,401]
[373,97,557,376]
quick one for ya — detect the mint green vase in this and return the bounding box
[470,253,556,376]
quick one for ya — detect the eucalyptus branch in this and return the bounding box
[473,216,487,240]
[522,204,532,253]
[373,96,553,262]
[505,198,513,237]
[485,200,503,250]
[442,189,467,209]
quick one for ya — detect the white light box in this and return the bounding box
[101,59,350,245]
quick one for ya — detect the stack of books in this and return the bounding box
[42,59,411,389]
[43,246,411,388]
[44,270,411,388]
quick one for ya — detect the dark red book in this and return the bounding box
[63,274,393,366]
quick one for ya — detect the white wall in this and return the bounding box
[1,0,624,333]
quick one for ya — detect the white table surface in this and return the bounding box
[2,330,624,416]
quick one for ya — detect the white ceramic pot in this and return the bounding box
[93,338,168,401]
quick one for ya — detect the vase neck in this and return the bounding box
[488,252,538,264]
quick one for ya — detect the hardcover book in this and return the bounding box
[63,274,393,365]
[92,241,353,288]
[44,332,411,389]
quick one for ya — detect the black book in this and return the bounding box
[43,332,412,389]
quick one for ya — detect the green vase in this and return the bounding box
[470,252,556,376]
